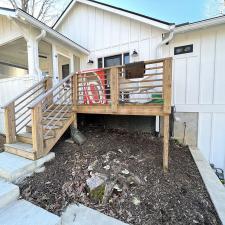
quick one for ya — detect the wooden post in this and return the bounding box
[162,58,172,172]
[110,68,119,113]
[163,58,172,114]
[4,102,16,144]
[31,102,44,159]
[72,74,78,112]
[45,77,53,106]
[163,115,170,172]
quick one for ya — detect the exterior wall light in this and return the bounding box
[87,59,94,64]
[132,50,138,57]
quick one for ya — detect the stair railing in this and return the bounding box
[2,77,51,144]
[28,73,75,158]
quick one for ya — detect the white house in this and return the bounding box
[0,0,225,174]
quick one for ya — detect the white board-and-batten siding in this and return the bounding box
[163,24,225,172]
[56,2,165,69]
[0,15,22,46]
[0,77,36,134]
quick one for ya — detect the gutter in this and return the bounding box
[15,9,89,55]
[175,15,225,34]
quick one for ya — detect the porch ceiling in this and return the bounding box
[0,38,51,68]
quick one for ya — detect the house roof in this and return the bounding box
[175,14,225,33]
[53,0,174,31]
[0,7,89,54]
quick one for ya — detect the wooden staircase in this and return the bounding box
[2,75,76,160]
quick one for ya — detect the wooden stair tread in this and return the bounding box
[17,132,54,140]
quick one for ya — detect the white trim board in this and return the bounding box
[175,105,225,113]
[190,147,225,225]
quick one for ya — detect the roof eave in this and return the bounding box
[15,9,89,55]
[0,7,16,17]
[175,15,225,34]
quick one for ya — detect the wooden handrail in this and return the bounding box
[29,73,75,109]
[1,77,48,109]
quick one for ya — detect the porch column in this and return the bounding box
[52,45,59,86]
[70,54,75,73]
[27,37,40,80]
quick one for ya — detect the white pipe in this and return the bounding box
[155,25,175,133]
[35,30,46,79]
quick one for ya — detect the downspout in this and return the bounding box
[155,25,175,134]
[35,30,46,79]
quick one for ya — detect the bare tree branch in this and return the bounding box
[7,0,70,25]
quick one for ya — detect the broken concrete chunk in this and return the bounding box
[86,175,106,202]
[70,126,87,145]
[65,139,74,144]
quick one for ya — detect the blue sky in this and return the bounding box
[0,0,224,25]
[92,0,224,24]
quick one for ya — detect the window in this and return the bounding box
[98,58,103,68]
[104,54,122,68]
[174,44,193,55]
[124,53,130,65]
[98,53,130,68]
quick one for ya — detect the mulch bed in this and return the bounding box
[19,128,221,225]
[0,135,5,153]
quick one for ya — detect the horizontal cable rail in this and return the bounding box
[3,77,51,145]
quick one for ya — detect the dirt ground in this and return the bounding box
[19,128,221,225]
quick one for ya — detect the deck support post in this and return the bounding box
[163,114,170,172]
[162,58,172,172]
[32,102,44,159]
[110,68,119,113]
[4,102,16,144]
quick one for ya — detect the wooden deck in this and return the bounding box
[2,57,172,171]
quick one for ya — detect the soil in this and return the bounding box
[19,128,221,225]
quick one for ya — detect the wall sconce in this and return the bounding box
[87,59,94,64]
[132,50,138,57]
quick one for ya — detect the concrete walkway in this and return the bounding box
[61,204,129,225]
[0,151,61,225]
[190,147,225,225]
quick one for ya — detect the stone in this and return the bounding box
[70,126,87,145]
[86,175,106,202]
[65,139,74,144]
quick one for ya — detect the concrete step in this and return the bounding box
[62,204,128,225]
[0,200,61,225]
[0,152,55,182]
[0,179,19,208]
[4,142,35,160]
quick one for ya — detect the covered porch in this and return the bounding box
[0,7,88,134]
